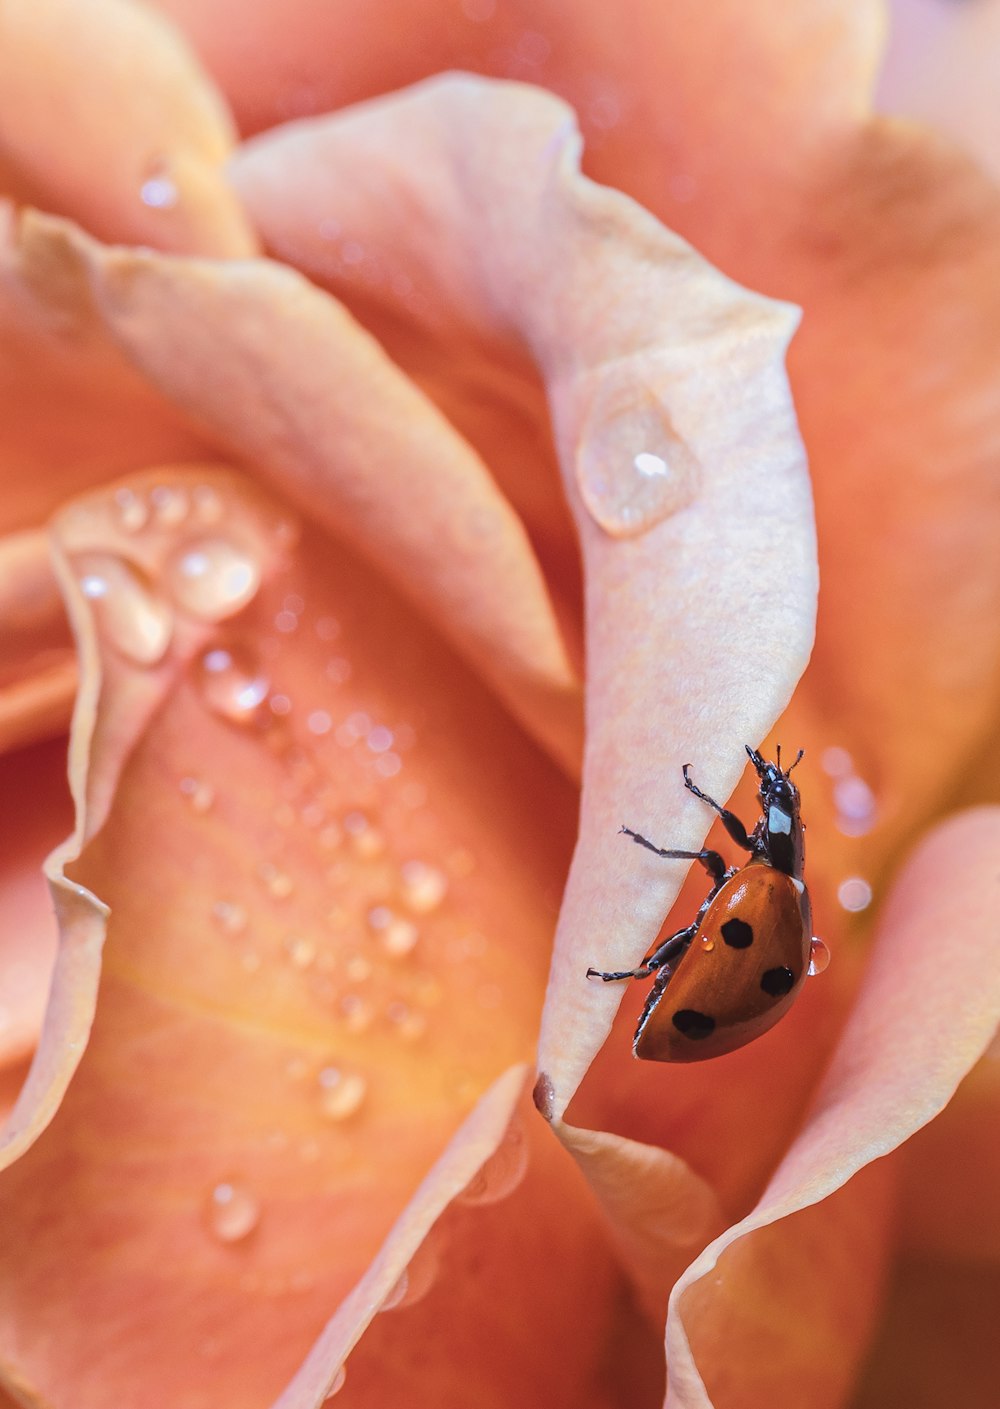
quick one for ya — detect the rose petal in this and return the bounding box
[0,0,255,256]
[665,807,1000,1406]
[20,209,582,774]
[0,466,575,1408]
[0,531,76,751]
[0,739,67,1066]
[227,74,816,1115]
[0,202,209,538]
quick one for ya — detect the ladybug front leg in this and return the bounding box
[682,764,754,851]
[587,924,696,983]
[619,828,728,884]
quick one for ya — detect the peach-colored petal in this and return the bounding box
[0,0,255,256]
[21,209,582,774]
[665,807,1000,1407]
[0,202,209,538]
[273,1075,650,1409]
[851,1254,1000,1409]
[0,531,75,751]
[228,76,816,1114]
[0,740,68,1067]
[0,466,576,1408]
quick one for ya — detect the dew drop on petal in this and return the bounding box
[317,1067,368,1121]
[575,373,700,537]
[207,1182,259,1242]
[457,1123,529,1207]
[323,1366,347,1400]
[73,553,174,665]
[197,645,270,724]
[165,537,262,621]
[808,936,832,976]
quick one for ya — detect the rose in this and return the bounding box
[1,3,1000,1408]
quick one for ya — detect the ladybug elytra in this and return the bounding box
[588,746,824,1062]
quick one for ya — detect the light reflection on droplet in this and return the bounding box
[808,936,832,975]
[165,537,261,621]
[206,1182,259,1242]
[197,645,270,723]
[837,877,873,913]
[74,552,174,665]
[317,1067,368,1121]
[399,861,448,914]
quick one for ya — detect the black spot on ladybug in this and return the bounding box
[721,918,754,949]
[760,966,795,997]
[672,1009,716,1040]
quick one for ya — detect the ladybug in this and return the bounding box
[587,746,823,1062]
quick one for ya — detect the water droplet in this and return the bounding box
[206,1182,259,1242]
[317,1067,368,1121]
[808,936,832,975]
[113,487,148,533]
[179,775,215,813]
[73,553,173,664]
[575,373,700,537]
[150,484,189,526]
[284,935,316,969]
[165,537,261,621]
[701,936,716,952]
[399,860,448,915]
[837,877,872,913]
[458,1122,528,1206]
[323,1366,347,1401]
[140,160,179,210]
[212,900,248,935]
[197,645,269,724]
[308,710,333,736]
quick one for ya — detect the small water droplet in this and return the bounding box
[284,935,316,969]
[317,1067,368,1121]
[701,936,716,952]
[837,877,872,913]
[212,900,248,935]
[140,160,179,210]
[323,1366,347,1401]
[113,487,148,533]
[458,1122,529,1206]
[808,936,832,975]
[165,537,261,621]
[73,552,173,664]
[150,484,189,526]
[575,373,699,537]
[197,645,270,724]
[206,1182,259,1242]
[179,775,215,813]
[400,861,448,914]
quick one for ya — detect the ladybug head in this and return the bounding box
[745,744,803,810]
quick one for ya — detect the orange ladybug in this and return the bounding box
[587,746,826,1061]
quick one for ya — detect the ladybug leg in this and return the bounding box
[619,827,727,884]
[682,764,754,851]
[586,926,695,983]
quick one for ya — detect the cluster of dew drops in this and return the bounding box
[68,478,499,1282]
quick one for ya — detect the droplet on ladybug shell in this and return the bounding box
[807,936,831,976]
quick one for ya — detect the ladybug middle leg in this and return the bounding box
[682,764,755,852]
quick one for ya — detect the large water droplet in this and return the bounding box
[457,1122,529,1206]
[807,936,832,976]
[206,1182,260,1242]
[166,537,261,621]
[323,1366,347,1401]
[73,552,173,665]
[317,1067,368,1121]
[574,372,700,537]
[197,645,269,724]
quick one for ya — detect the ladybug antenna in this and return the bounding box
[745,744,767,777]
[786,748,805,776]
[775,743,782,771]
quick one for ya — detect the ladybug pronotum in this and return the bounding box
[588,746,825,1062]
